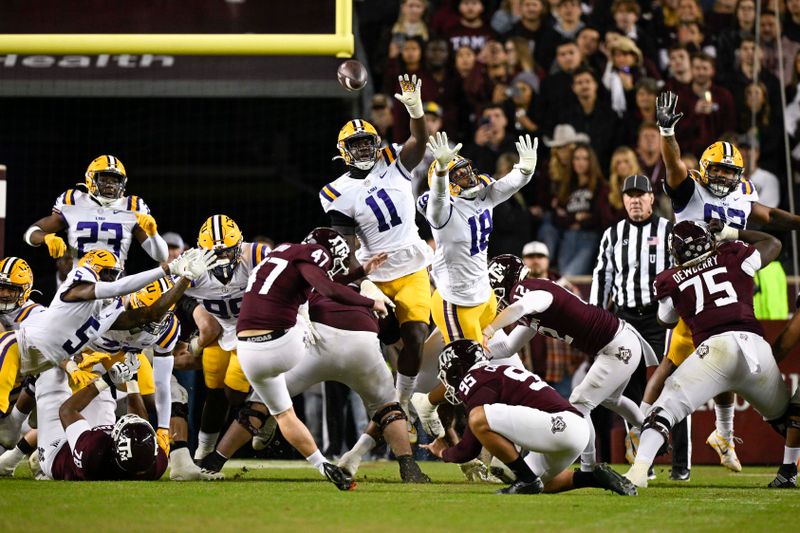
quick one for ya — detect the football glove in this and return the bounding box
[656,91,683,136]
[65,360,98,389]
[359,280,395,318]
[43,233,66,258]
[135,213,158,237]
[156,427,171,455]
[78,351,112,370]
[410,392,445,439]
[298,304,321,345]
[104,361,136,387]
[394,74,424,119]
[513,134,538,174]
[426,131,463,172]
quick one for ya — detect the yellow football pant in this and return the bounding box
[202,342,250,393]
[0,332,21,414]
[374,268,432,325]
[666,318,695,366]
[431,290,497,345]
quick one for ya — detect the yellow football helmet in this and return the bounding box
[427,156,482,198]
[78,249,122,282]
[0,257,33,311]
[337,120,381,170]
[698,141,744,198]
[198,214,243,283]
[85,155,128,206]
[130,277,175,336]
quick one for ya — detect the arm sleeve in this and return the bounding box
[152,355,174,429]
[484,168,532,207]
[297,262,375,309]
[490,290,554,330]
[141,234,168,262]
[328,210,356,236]
[589,228,614,307]
[441,425,483,463]
[93,266,166,299]
[426,168,453,228]
[486,326,537,359]
[657,297,679,325]
[66,420,92,451]
[664,175,695,213]
[740,248,762,277]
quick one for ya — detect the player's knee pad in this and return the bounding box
[643,407,672,444]
[372,402,407,433]
[171,401,188,421]
[237,403,268,436]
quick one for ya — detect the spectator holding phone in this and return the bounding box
[463,103,517,174]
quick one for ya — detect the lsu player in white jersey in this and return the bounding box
[419,132,538,345]
[320,74,430,414]
[23,155,168,266]
[185,214,270,460]
[639,92,800,471]
[0,257,44,450]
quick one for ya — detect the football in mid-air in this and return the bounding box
[337,59,368,91]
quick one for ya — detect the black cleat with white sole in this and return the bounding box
[496,477,544,495]
[399,455,431,483]
[593,463,638,496]
[768,463,797,489]
[323,462,356,491]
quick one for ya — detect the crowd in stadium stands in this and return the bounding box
[358,0,795,277]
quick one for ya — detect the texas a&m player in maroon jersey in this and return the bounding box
[235,227,386,490]
[483,255,658,473]
[422,340,636,496]
[46,357,167,480]
[624,221,798,488]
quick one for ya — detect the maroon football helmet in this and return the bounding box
[303,227,350,278]
[438,340,489,405]
[669,220,716,267]
[488,254,529,306]
[110,414,157,474]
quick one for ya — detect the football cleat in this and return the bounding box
[0,447,21,477]
[623,463,650,488]
[496,477,544,495]
[199,468,225,481]
[648,466,656,480]
[28,449,44,480]
[593,463,638,496]
[706,430,742,472]
[625,426,640,465]
[169,448,203,481]
[252,416,278,452]
[398,455,431,483]
[767,464,797,488]
[322,462,356,491]
[669,467,691,481]
[489,456,517,484]
[0,257,34,312]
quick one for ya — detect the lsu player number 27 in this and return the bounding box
[319,74,431,413]
[24,155,168,265]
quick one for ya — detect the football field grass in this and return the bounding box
[0,461,795,532]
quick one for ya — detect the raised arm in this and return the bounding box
[394,74,428,171]
[656,92,689,189]
[712,220,783,265]
[484,135,538,206]
[133,213,168,262]
[425,132,462,228]
[112,277,191,330]
[749,202,800,232]
[483,290,554,340]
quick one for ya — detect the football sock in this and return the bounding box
[306,450,327,474]
[16,437,35,456]
[506,455,538,483]
[195,431,219,460]
[633,428,663,465]
[574,404,595,471]
[639,401,652,416]
[351,433,376,458]
[783,446,800,465]
[9,405,27,426]
[572,469,599,488]
[4,445,25,464]
[714,403,735,440]
[201,450,228,472]
[395,373,417,406]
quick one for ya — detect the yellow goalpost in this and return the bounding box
[0,0,353,57]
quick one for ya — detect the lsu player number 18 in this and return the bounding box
[23,155,168,265]
[320,73,430,415]
[652,91,800,471]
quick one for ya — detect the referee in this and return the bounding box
[589,174,691,481]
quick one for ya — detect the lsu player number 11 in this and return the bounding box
[319,73,430,415]
[23,155,168,265]
[648,91,800,471]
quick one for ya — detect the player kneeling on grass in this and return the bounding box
[422,340,637,496]
[624,220,798,488]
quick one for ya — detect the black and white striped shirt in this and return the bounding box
[590,215,673,310]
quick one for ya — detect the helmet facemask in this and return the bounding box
[91,171,127,206]
[98,267,123,282]
[450,160,481,199]
[345,135,379,170]
[0,282,23,312]
[704,163,742,198]
[437,341,489,405]
[210,243,242,284]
